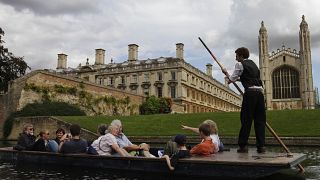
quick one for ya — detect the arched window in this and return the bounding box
[272,66,300,99]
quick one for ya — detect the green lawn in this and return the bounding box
[57,109,320,137]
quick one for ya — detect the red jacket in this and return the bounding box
[190,138,215,155]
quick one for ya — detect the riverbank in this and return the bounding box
[58,109,320,137]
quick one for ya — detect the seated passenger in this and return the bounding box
[111,119,153,157]
[182,119,223,152]
[162,134,190,171]
[91,124,130,156]
[33,130,50,151]
[54,128,65,145]
[190,123,216,155]
[14,123,36,151]
[59,124,88,154]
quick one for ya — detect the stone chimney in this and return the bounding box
[57,53,67,69]
[176,43,184,60]
[128,44,138,62]
[95,48,105,65]
[206,63,212,77]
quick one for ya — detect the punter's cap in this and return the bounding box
[174,134,187,146]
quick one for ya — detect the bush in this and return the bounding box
[3,101,86,138]
[139,96,171,115]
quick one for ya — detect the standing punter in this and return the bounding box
[222,47,266,154]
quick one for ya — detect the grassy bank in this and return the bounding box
[58,109,320,137]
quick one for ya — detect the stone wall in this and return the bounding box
[8,116,98,141]
[0,70,145,138]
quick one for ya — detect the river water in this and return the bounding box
[0,142,319,180]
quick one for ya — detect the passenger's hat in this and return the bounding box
[174,134,187,146]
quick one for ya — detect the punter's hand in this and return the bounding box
[222,68,228,75]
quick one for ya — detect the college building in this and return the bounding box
[56,43,242,113]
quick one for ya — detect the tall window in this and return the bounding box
[171,86,176,98]
[157,72,162,81]
[121,76,125,84]
[144,73,149,82]
[109,77,114,85]
[132,75,138,83]
[171,71,176,80]
[272,66,300,99]
[157,87,162,97]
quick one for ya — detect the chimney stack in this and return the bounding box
[176,43,184,60]
[206,63,212,77]
[128,44,138,62]
[57,53,67,69]
[95,48,105,65]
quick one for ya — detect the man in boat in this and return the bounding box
[59,124,88,154]
[14,123,36,151]
[111,119,153,157]
[222,47,266,153]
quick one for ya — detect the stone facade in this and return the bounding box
[259,15,315,110]
[57,44,242,113]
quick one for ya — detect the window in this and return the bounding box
[171,86,176,98]
[171,71,176,80]
[121,76,125,84]
[109,77,113,85]
[144,89,149,96]
[157,72,162,81]
[272,66,300,99]
[132,75,138,83]
[98,78,103,85]
[157,87,163,97]
[144,73,149,82]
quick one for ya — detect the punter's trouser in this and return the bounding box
[238,90,266,148]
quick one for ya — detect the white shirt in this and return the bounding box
[91,133,117,155]
[210,134,221,153]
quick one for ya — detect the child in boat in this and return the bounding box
[190,123,216,155]
[182,119,223,152]
[162,134,190,171]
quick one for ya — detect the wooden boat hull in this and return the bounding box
[0,147,306,178]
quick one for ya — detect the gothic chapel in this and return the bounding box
[259,15,315,110]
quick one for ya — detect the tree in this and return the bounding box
[0,27,30,93]
[139,96,171,115]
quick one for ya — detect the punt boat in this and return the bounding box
[0,147,306,178]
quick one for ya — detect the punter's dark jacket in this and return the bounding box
[14,132,36,151]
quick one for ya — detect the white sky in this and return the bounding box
[0,0,319,91]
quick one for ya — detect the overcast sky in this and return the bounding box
[0,0,319,91]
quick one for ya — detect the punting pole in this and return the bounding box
[198,37,305,173]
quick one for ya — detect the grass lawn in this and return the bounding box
[57,109,320,137]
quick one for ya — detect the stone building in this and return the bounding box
[259,15,315,110]
[57,43,242,113]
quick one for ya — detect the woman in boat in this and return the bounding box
[14,123,36,151]
[91,124,130,156]
[54,128,65,145]
[190,123,216,155]
[182,119,223,152]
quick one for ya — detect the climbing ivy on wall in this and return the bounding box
[23,83,137,116]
